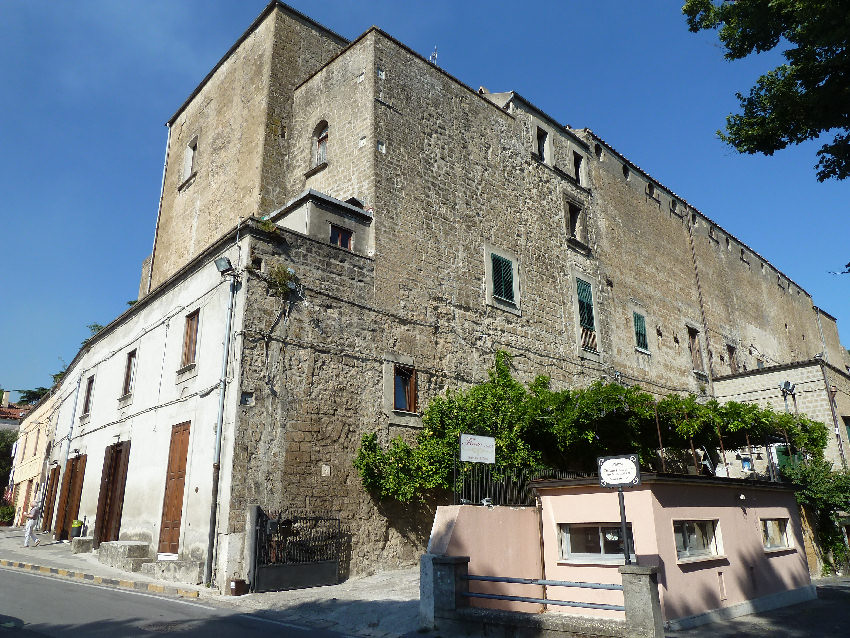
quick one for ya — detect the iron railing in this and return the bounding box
[454,465,589,506]
[463,574,625,611]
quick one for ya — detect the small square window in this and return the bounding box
[393,365,417,413]
[762,518,789,550]
[181,310,199,368]
[330,224,352,250]
[673,520,719,559]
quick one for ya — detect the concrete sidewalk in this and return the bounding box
[0,526,424,638]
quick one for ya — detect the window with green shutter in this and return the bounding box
[633,312,648,350]
[491,253,514,303]
[576,279,594,331]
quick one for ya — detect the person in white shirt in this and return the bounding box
[23,500,42,547]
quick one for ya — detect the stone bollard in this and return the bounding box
[71,536,94,554]
[619,564,664,638]
[419,554,470,629]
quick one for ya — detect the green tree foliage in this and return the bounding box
[16,388,49,404]
[354,352,830,502]
[683,0,850,181]
[782,459,850,572]
[0,429,18,494]
[81,323,105,347]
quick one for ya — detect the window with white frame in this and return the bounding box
[673,520,720,559]
[484,244,521,313]
[558,523,634,562]
[121,349,137,397]
[762,518,790,550]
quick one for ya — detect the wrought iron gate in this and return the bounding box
[252,509,342,592]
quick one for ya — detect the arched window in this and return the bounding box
[313,121,328,166]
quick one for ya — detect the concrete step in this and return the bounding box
[140,560,204,585]
[97,541,154,572]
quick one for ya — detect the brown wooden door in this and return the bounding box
[93,441,131,546]
[158,422,190,554]
[41,465,61,532]
[54,455,87,540]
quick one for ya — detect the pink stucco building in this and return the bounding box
[427,474,815,629]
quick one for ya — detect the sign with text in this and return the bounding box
[460,434,496,464]
[597,454,641,488]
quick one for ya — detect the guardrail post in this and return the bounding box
[419,554,470,629]
[619,565,664,638]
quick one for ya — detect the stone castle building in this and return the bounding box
[17,1,850,587]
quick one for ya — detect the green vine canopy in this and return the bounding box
[354,351,829,503]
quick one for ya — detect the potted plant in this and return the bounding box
[0,504,14,527]
[70,519,83,538]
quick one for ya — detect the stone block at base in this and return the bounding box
[140,560,204,585]
[71,537,93,554]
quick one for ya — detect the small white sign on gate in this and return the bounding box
[460,434,496,464]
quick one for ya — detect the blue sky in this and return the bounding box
[1,1,847,401]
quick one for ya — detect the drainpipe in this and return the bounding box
[204,264,239,586]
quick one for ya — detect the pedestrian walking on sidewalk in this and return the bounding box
[23,500,42,547]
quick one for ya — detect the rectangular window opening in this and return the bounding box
[727,345,738,374]
[182,137,197,181]
[674,520,719,559]
[762,518,789,549]
[181,310,199,368]
[122,349,137,397]
[687,326,704,372]
[491,253,515,303]
[573,151,583,185]
[568,202,583,240]
[393,365,417,413]
[316,127,328,165]
[330,224,353,250]
[558,523,634,561]
[82,375,95,416]
[634,312,648,351]
[577,279,597,352]
[536,127,548,161]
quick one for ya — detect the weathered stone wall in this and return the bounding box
[149,5,346,292]
[287,34,375,213]
[258,8,348,216]
[230,226,435,577]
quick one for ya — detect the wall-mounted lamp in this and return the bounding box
[214,257,234,275]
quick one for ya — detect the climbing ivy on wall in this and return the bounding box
[353,351,830,503]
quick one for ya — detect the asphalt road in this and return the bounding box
[0,567,354,637]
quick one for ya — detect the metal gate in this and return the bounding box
[252,509,342,593]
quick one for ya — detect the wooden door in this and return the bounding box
[158,422,190,554]
[18,480,33,525]
[54,455,87,540]
[93,441,131,546]
[41,465,61,532]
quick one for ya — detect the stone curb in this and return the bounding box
[0,558,201,599]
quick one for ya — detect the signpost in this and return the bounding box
[597,454,641,565]
[455,434,496,505]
